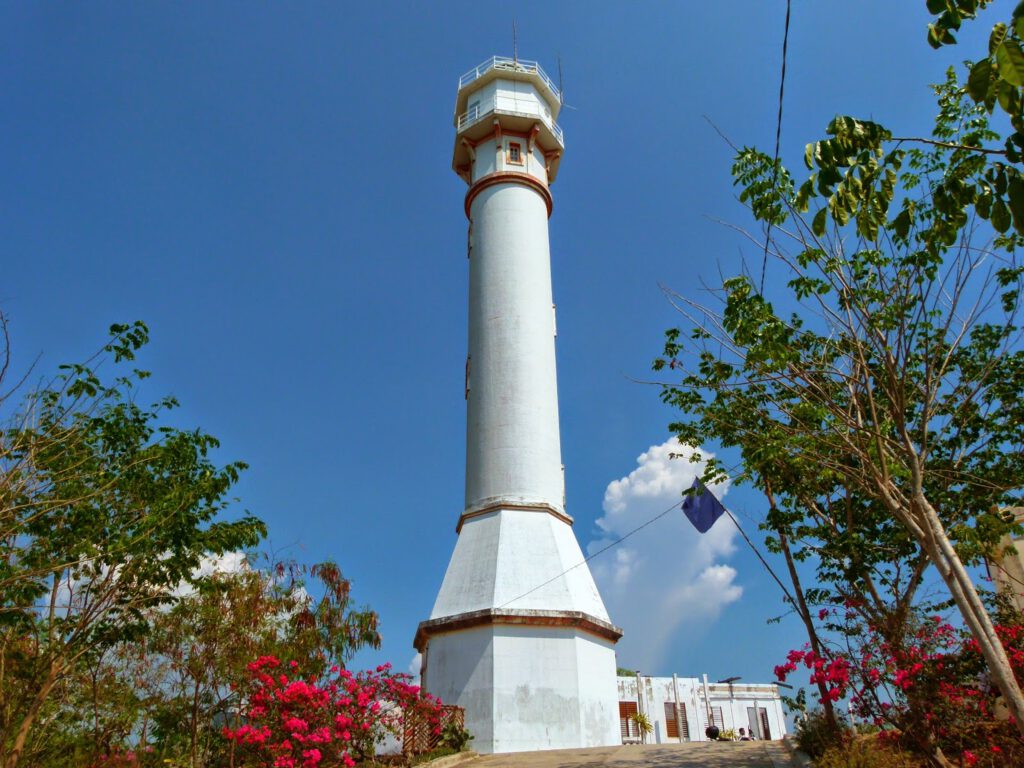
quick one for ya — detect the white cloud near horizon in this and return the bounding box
[171,550,249,598]
[588,439,742,673]
[50,550,251,615]
[409,652,422,684]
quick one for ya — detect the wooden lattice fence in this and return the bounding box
[402,704,465,756]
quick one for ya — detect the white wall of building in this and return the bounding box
[616,675,787,743]
[493,80,551,122]
[465,80,498,118]
[462,79,554,134]
[470,138,498,181]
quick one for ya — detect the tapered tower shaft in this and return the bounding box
[466,179,562,516]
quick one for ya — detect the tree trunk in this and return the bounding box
[191,679,201,768]
[91,665,102,765]
[776,528,841,732]
[914,495,1024,736]
[3,659,61,768]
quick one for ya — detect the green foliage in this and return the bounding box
[286,560,382,675]
[658,75,1024,588]
[921,2,1024,235]
[795,709,852,760]
[0,321,386,768]
[28,557,382,768]
[815,737,923,768]
[779,686,807,720]
[630,711,654,738]
[656,6,1024,741]
[438,721,474,752]
[0,322,265,768]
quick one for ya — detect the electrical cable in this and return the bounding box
[760,0,792,296]
[496,492,797,612]
[496,498,684,609]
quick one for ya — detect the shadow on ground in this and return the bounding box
[475,741,792,768]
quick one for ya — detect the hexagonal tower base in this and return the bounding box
[419,622,620,753]
[417,504,622,753]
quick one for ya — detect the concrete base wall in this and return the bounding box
[425,624,620,753]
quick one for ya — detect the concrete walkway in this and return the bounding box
[469,741,795,768]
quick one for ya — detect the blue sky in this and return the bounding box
[1,2,995,695]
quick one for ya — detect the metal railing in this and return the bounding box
[458,56,562,101]
[455,94,564,145]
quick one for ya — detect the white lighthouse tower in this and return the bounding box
[415,56,622,754]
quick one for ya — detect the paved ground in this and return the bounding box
[469,741,795,768]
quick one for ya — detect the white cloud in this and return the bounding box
[588,438,743,673]
[409,652,422,684]
[51,550,251,614]
[171,550,249,598]
[193,550,248,579]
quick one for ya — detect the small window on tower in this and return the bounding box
[507,142,523,165]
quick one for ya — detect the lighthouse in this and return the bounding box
[414,56,622,753]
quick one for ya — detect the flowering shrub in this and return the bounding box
[88,750,141,768]
[775,647,852,703]
[776,616,1024,766]
[223,656,443,767]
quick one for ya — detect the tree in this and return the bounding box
[655,62,1024,746]
[0,321,265,768]
[138,566,287,768]
[629,712,654,745]
[134,558,381,767]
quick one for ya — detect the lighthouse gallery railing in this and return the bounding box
[455,94,564,146]
[458,56,562,100]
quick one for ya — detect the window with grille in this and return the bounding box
[711,706,724,730]
[507,142,523,165]
[618,701,638,740]
[664,702,689,739]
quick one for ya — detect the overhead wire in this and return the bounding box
[496,498,684,609]
[760,0,793,295]
[500,0,798,612]
[496,491,795,611]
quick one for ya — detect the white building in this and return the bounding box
[414,56,622,754]
[986,507,1024,613]
[616,674,787,744]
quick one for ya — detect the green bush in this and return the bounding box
[816,737,924,768]
[794,708,851,759]
[438,721,473,752]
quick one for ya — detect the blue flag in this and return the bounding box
[681,478,726,533]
